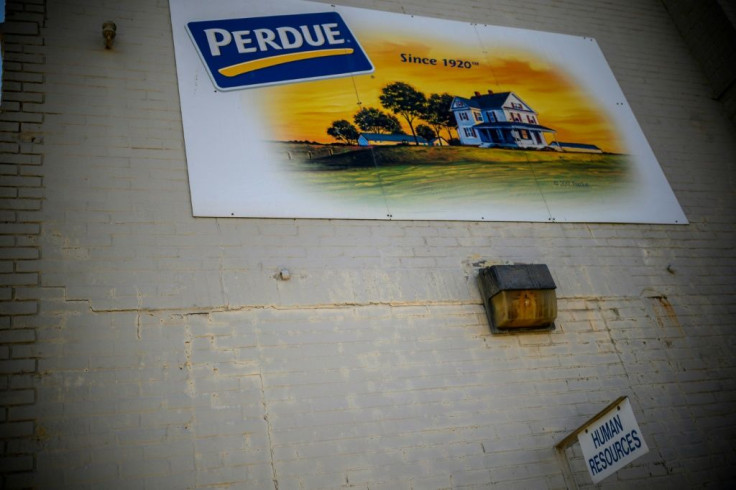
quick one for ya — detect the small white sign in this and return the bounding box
[577,397,649,483]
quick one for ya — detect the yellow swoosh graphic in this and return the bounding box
[218,48,355,77]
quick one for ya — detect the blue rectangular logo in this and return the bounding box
[187,12,374,91]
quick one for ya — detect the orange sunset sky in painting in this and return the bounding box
[254,23,626,154]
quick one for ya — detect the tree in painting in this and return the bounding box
[353,107,404,135]
[415,124,436,142]
[326,120,360,145]
[423,92,455,144]
[379,82,427,145]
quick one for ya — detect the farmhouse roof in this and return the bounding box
[360,133,429,144]
[473,121,556,132]
[557,142,602,151]
[452,92,512,110]
[469,91,512,109]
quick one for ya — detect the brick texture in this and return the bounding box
[2,0,736,489]
[0,0,45,486]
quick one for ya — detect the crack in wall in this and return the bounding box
[259,373,280,490]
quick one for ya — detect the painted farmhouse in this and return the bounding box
[451,90,556,149]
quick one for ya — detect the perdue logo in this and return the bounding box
[187,12,374,91]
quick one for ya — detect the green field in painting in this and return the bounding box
[272,143,632,207]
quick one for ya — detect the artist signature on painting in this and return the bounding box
[554,180,590,187]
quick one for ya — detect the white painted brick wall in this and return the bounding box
[2,0,735,488]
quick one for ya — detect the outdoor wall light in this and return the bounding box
[478,264,557,333]
[102,21,117,49]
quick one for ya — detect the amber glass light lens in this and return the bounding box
[490,289,557,328]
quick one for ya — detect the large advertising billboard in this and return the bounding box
[170,0,687,223]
